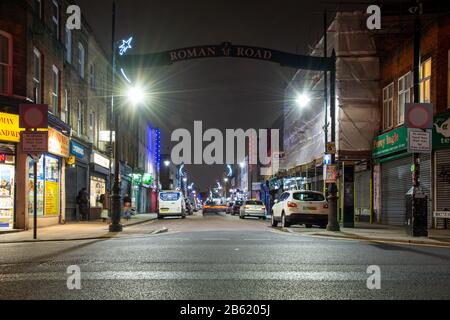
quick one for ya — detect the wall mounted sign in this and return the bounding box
[373,127,407,158]
[21,131,48,154]
[92,152,110,169]
[0,112,22,142]
[19,104,48,129]
[405,103,433,129]
[433,112,450,149]
[407,128,432,154]
[70,140,86,159]
[47,128,70,158]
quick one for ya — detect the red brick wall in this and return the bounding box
[379,14,450,127]
[0,0,28,99]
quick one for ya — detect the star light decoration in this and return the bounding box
[119,37,133,56]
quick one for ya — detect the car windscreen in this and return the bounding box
[293,192,325,202]
[245,200,263,205]
[160,192,181,201]
[235,201,243,206]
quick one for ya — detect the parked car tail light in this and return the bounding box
[261,206,266,211]
[323,203,329,209]
[287,201,298,208]
[245,205,250,209]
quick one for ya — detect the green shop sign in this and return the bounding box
[373,127,407,158]
[433,113,450,149]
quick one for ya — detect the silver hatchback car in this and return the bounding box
[239,200,267,220]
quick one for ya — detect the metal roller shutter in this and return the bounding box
[355,170,371,220]
[435,149,450,229]
[419,154,432,228]
[381,156,412,226]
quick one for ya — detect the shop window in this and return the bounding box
[51,65,59,115]
[90,176,106,207]
[0,31,13,96]
[33,48,42,103]
[420,58,432,103]
[398,72,413,125]
[382,83,394,130]
[0,145,15,230]
[28,155,61,217]
[78,43,85,79]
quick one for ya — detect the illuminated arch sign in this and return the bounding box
[119,42,335,72]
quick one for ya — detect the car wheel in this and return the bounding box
[281,213,290,228]
[239,214,244,219]
[305,224,313,229]
[319,224,327,229]
[157,215,163,220]
[271,214,278,227]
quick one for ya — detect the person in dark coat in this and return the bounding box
[123,194,132,220]
[76,188,90,221]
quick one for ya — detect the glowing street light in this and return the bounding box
[295,93,311,108]
[164,160,171,167]
[126,85,146,105]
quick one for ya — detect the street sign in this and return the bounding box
[19,104,48,129]
[21,131,48,154]
[324,165,337,184]
[405,103,433,129]
[407,128,432,154]
[326,142,336,154]
[323,154,332,165]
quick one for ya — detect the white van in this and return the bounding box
[158,190,186,219]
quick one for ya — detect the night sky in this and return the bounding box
[78,0,367,191]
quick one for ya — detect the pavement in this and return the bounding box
[0,212,449,300]
[284,222,450,247]
[0,213,160,243]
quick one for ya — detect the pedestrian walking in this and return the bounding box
[123,194,132,221]
[100,191,110,223]
[76,188,90,221]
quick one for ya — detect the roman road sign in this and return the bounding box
[118,42,335,72]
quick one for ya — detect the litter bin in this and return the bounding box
[405,187,428,237]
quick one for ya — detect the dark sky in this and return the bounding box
[77,0,367,191]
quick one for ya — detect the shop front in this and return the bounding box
[373,127,432,227]
[90,151,110,219]
[65,139,90,221]
[433,112,450,229]
[0,111,21,230]
[27,128,70,228]
[354,162,372,223]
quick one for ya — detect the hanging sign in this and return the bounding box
[324,165,337,184]
[19,104,48,129]
[405,103,433,129]
[407,128,432,154]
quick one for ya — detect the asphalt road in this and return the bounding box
[1,212,449,300]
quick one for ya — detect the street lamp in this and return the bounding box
[126,85,146,105]
[295,93,311,108]
[164,160,171,167]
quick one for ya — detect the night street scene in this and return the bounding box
[1,0,450,311]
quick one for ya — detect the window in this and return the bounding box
[293,192,325,202]
[0,31,13,96]
[448,51,450,108]
[52,0,60,40]
[33,48,42,103]
[51,66,59,115]
[34,0,42,19]
[420,58,432,103]
[89,64,95,89]
[382,83,394,130]
[61,89,68,123]
[77,100,84,134]
[65,27,72,63]
[78,43,85,78]
[89,111,95,143]
[398,72,413,125]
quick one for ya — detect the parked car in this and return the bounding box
[185,198,194,215]
[158,190,186,219]
[239,200,266,220]
[226,202,234,214]
[271,190,328,228]
[232,200,244,215]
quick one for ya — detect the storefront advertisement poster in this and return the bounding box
[45,181,59,216]
[433,113,450,149]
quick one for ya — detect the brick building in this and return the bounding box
[0,0,160,231]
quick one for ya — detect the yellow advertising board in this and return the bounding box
[0,112,22,142]
[48,128,70,158]
[44,181,59,216]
